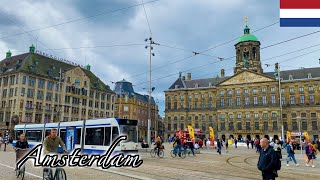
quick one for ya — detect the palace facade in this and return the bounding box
[165,24,320,141]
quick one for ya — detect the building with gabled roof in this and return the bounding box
[0,45,116,134]
[113,79,159,141]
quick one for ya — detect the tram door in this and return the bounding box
[66,127,76,153]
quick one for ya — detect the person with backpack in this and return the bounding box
[285,141,299,167]
[257,138,278,180]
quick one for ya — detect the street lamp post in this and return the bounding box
[297,116,302,154]
[144,37,159,145]
[275,63,284,141]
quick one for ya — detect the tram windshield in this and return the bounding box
[119,125,137,143]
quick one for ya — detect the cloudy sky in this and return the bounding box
[1,0,320,116]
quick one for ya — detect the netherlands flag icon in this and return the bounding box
[280,0,320,27]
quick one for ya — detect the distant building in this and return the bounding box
[165,23,320,142]
[0,45,115,134]
[113,79,159,141]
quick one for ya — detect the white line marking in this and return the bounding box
[89,167,154,180]
[0,162,42,179]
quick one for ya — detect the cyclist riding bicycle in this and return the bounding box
[154,136,162,156]
[43,128,67,153]
[15,133,29,170]
[173,136,182,157]
[43,129,67,179]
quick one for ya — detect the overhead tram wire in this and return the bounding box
[39,43,148,51]
[132,29,320,87]
[0,0,160,40]
[127,21,280,80]
[0,11,59,57]
[141,0,153,37]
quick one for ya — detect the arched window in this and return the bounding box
[252,47,256,59]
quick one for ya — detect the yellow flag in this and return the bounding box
[287,131,291,142]
[304,131,309,142]
[188,125,195,139]
[209,126,214,141]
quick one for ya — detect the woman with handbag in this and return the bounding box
[305,142,315,168]
[285,141,299,167]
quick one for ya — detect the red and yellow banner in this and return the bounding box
[287,131,291,142]
[209,126,214,141]
[188,125,195,140]
[304,131,309,142]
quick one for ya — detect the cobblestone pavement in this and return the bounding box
[0,143,319,180]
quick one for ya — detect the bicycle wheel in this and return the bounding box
[150,149,156,157]
[159,150,164,158]
[54,168,67,180]
[43,168,53,180]
[19,166,25,180]
[170,150,176,158]
[180,151,186,159]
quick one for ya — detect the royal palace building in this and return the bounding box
[0,45,115,134]
[165,24,320,142]
[113,79,159,141]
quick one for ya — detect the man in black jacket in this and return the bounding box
[257,138,277,180]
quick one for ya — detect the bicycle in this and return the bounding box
[170,148,186,159]
[16,148,29,180]
[150,148,164,158]
[43,152,67,180]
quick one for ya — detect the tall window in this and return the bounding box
[237,122,242,130]
[254,113,259,119]
[227,98,232,106]
[202,101,206,108]
[253,96,258,105]
[229,122,234,130]
[312,121,317,130]
[290,96,295,104]
[273,121,277,130]
[22,76,26,84]
[194,102,198,108]
[308,86,314,92]
[309,95,315,104]
[300,95,305,104]
[271,95,276,104]
[246,114,250,119]
[236,97,241,106]
[292,122,298,130]
[263,122,268,130]
[246,122,250,130]
[262,96,267,105]
[270,87,275,92]
[281,96,286,105]
[262,88,266,93]
[208,101,212,108]
[302,122,307,130]
[237,114,242,119]
[245,97,249,105]
[255,122,259,130]
[221,122,225,130]
[220,98,224,107]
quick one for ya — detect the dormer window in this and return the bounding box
[209,82,212,87]
[289,75,293,80]
[195,83,199,88]
[308,73,312,79]
[175,85,179,89]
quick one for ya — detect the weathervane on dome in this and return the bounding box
[245,16,248,26]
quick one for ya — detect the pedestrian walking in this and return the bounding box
[305,142,316,168]
[234,139,238,148]
[225,139,229,153]
[251,140,254,149]
[217,139,222,155]
[274,140,282,160]
[246,140,250,149]
[285,141,299,167]
[257,138,277,180]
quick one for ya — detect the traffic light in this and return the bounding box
[274,63,279,79]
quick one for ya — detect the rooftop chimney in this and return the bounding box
[221,69,225,78]
[187,73,191,80]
